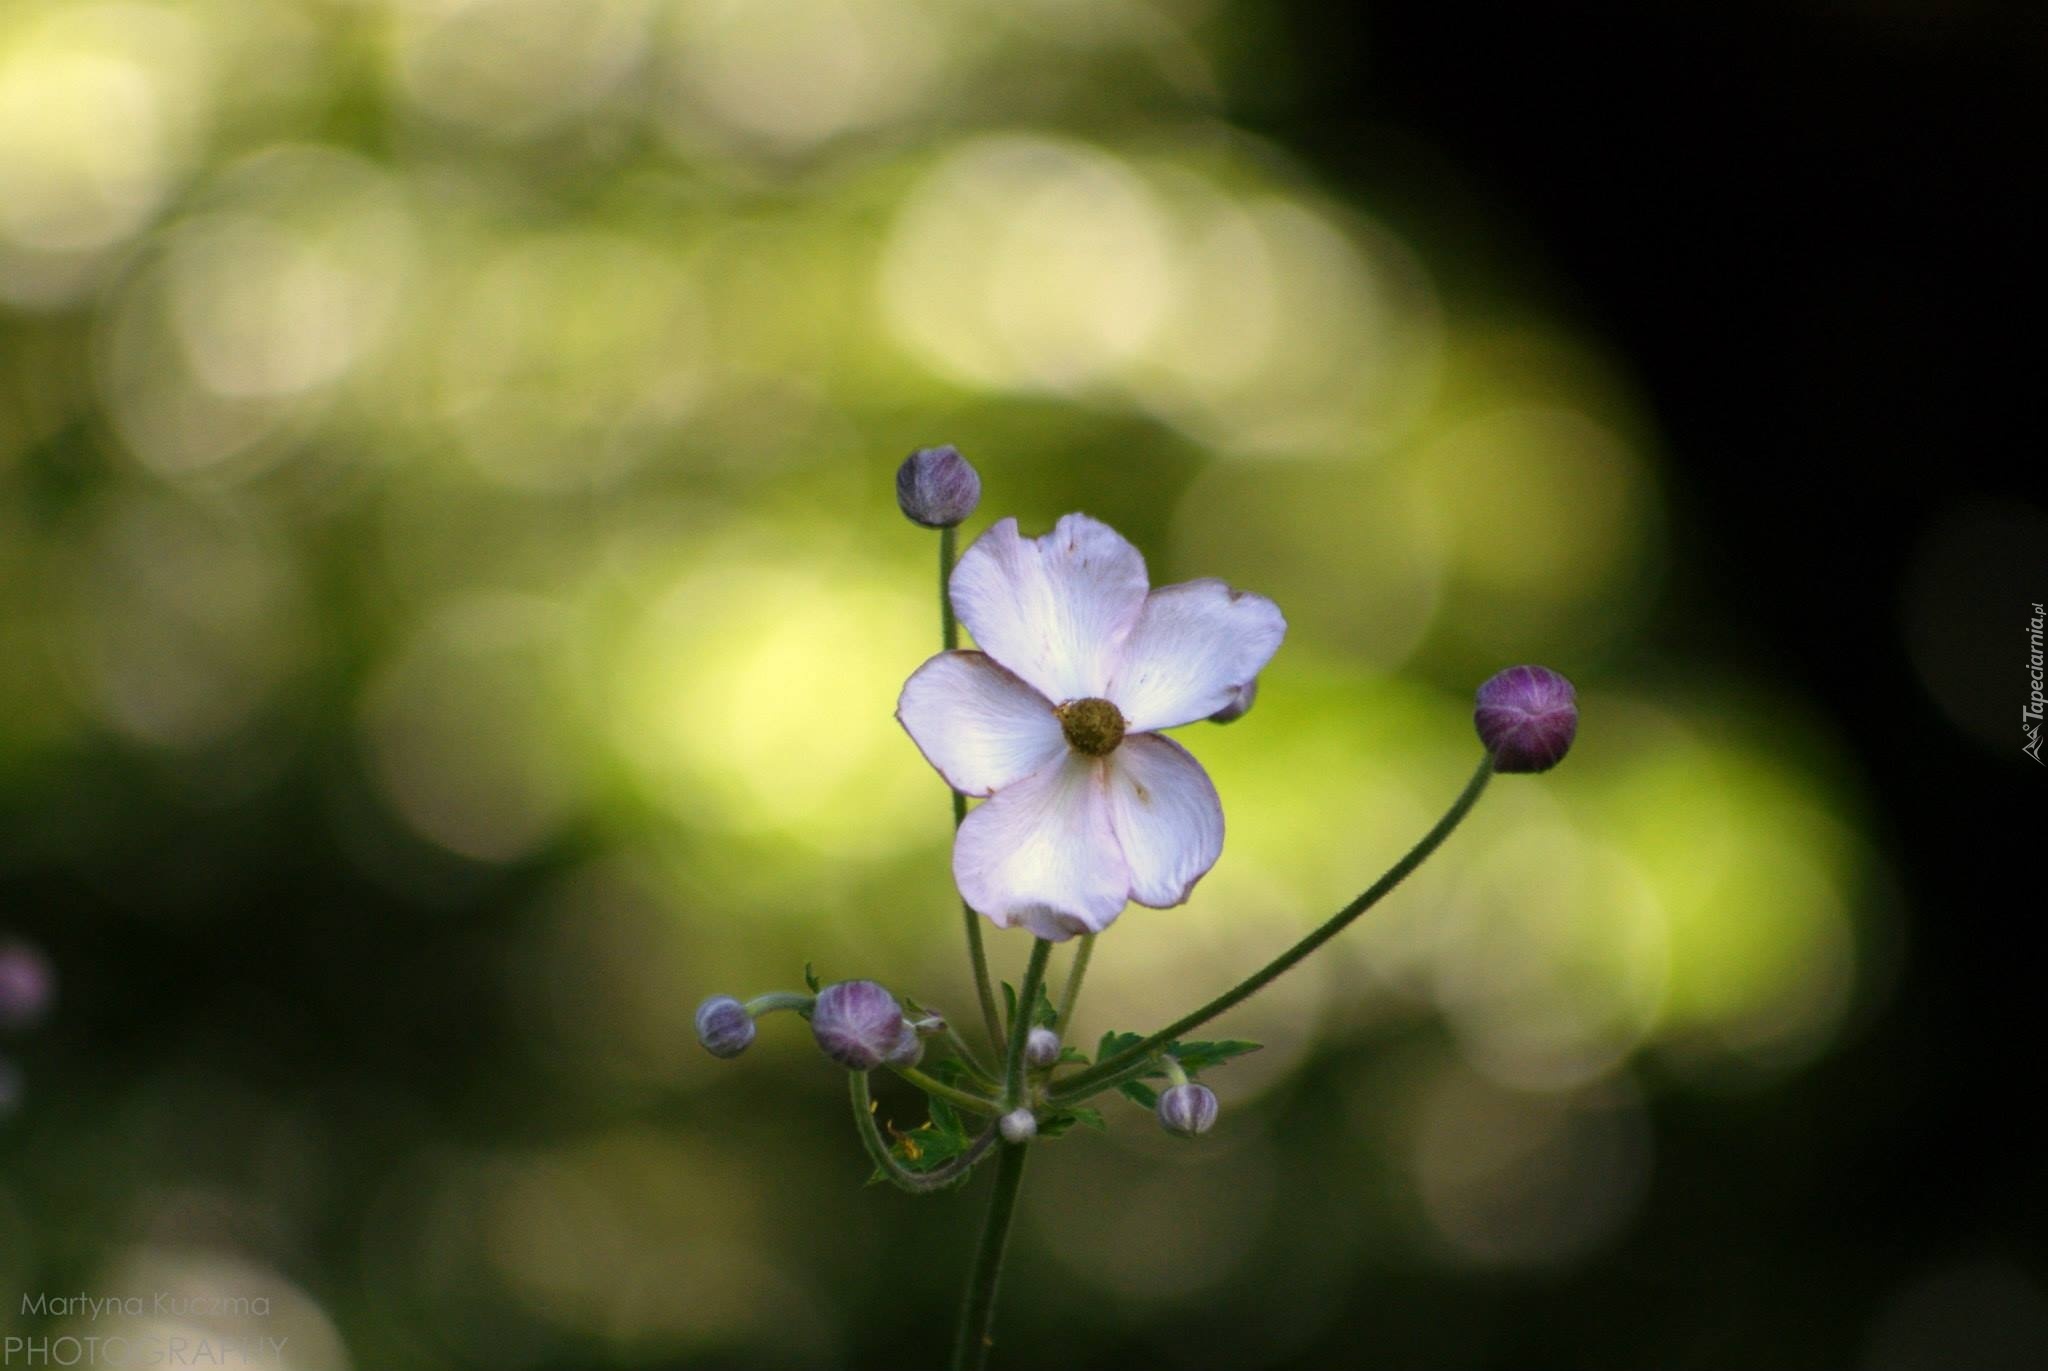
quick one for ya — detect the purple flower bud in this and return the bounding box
[1156,1082,1218,1138]
[1474,665,1579,773]
[694,995,756,1059]
[999,1108,1038,1143]
[812,980,909,1071]
[1207,677,1258,724]
[895,445,981,528]
[0,942,54,1032]
[1024,1026,1061,1069]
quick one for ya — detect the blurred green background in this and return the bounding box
[0,0,2035,1367]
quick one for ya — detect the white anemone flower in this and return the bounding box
[896,514,1286,941]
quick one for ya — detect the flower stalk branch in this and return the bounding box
[1051,754,1496,1104]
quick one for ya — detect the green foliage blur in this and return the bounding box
[0,1,1894,1367]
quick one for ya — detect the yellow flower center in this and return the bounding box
[1056,697,1126,756]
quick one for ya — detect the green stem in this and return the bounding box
[742,991,813,1016]
[939,1019,998,1086]
[1052,934,1095,1038]
[950,1141,1029,1371]
[889,1063,1002,1116]
[940,523,960,648]
[1003,939,1053,1106]
[851,1072,997,1193]
[939,522,1006,1058]
[1052,755,1496,1105]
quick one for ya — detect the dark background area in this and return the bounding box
[1243,3,2045,1365]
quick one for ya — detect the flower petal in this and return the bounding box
[896,651,1065,797]
[1108,578,1286,732]
[1104,733,1224,907]
[953,753,1129,940]
[949,514,1150,703]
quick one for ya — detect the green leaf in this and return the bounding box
[1097,1030,1144,1062]
[867,1101,976,1186]
[1168,1039,1263,1074]
[1055,1046,1091,1066]
[1091,1033,1264,1111]
[1116,1080,1160,1108]
[803,962,822,993]
[1034,1105,1106,1139]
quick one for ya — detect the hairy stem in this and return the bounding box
[1052,755,1496,1104]
[950,1141,1029,1370]
[1052,934,1095,1038]
[888,1063,1001,1116]
[1004,939,1053,1106]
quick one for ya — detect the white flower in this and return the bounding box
[896,514,1285,941]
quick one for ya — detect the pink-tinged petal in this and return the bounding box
[1108,578,1286,732]
[1103,733,1224,908]
[949,514,1150,703]
[953,753,1130,940]
[896,651,1065,797]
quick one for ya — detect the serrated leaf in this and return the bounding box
[1097,1030,1144,1062]
[868,1108,975,1186]
[1116,1080,1160,1108]
[1035,1106,1104,1138]
[1054,1046,1091,1066]
[1168,1039,1262,1074]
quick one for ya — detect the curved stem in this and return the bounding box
[1052,755,1496,1104]
[851,1072,998,1194]
[742,991,813,1017]
[950,1141,1029,1371]
[1052,934,1095,1038]
[1003,939,1053,1106]
[889,1063,1001,1116]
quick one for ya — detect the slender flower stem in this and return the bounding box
[1052,934,1095,1038]
[1003,939,1053,1105]
[741,991,813,1016]
[950,1140,1029,1371]
[889,1063,1002,1116]
[851,1072,997,1193]
[940,523,960,647]
[938,522,1007,1058]
[1051,755,1496,1105]
[940,1019,999,1086]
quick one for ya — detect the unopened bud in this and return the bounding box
[812,980,909,1071]
[1024,1027,1061,1068]
[895,445,981,528]
[694,995,756,1059]
[999,1108,1038,1144]
[1156,1082,1219,1138]
[0,941,54,1032]
[1207,677,1257,724]
[1474,665,1579,773]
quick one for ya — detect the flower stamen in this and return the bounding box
[1055,697,1126,756]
